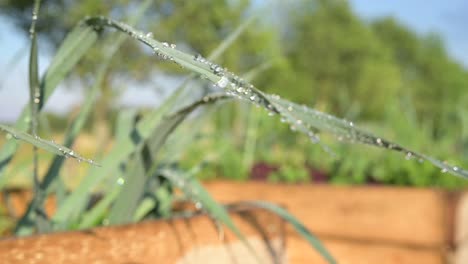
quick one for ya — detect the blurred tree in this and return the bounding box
[371,18,468,138]
[0,0,277,145]
[0,0,276,78]
[259,0,403,120]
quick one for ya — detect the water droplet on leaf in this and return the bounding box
[117,177,125,185]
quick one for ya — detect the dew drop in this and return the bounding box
[194,54,205,62]
[376,138,382,145]
[145,32,153,38]
[195,201,202,210]
[212,65,223,75]
[453,166,459,172]
[441,168,448,173]
[287,105,293,111]
[117,177,125,185]
[216,76,229,89]
[271,94,280,100]
[405,152,413,160]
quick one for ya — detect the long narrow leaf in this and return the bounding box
[107,154,146,225]
[52,87,182,224]
[13,1,155,235]
[80,16,468,179]
[77,183,123,229]
[73,93,230,228]
[53,13,252,223]
[235,201,336,264]
[0,124,97,165]
[0,22,99,186]
[159,168,260,262]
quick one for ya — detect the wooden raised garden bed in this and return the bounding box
[1,181,467,263]
[0,206,285,263]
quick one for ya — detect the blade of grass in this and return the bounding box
[115,110,140,143]
[0,21,100,187]
[77,182,123,229]
[265,95,468,179]
[207,15,256,61]
[41,0,153,192]
[235,201,336,264]
[28,0,45,231]
[81,16,468,179]
[52,87,183,224]
[76,93,231,228]
[108,94,231,225]
[14,0,155,235]
[158,167,261,262]
[107,153,146,225]
[133,180,173,221]
[0,124,97,165]
[133,94,261,260]
[73,93,230,228]
[53,14,253,224]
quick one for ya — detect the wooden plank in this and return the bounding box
[288,235,445,264]
[455,192,468,264]
[205,181,453,247]
[0,208,285,264]
[0,190,56,218]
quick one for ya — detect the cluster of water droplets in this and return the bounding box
[84,17,180,63]
[152,41,176,61]
[269,96,468,178]
[190,53,468,178]
[42,137,99,165]
[33,90,41,104]
[29,6,39,39]
[81,16,468,180]
[0,123,99,166]
[192,54,277,113]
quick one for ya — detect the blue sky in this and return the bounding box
[350,0,468,67]
[0,1,467,122]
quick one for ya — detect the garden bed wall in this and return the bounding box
[1,181,467,263]
[0,207,285,264]
[204,181,465,264]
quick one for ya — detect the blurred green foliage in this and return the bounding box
[1,0,467,188]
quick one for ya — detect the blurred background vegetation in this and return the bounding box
[0,0,467,189]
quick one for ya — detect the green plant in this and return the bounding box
[1,1,468,263]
